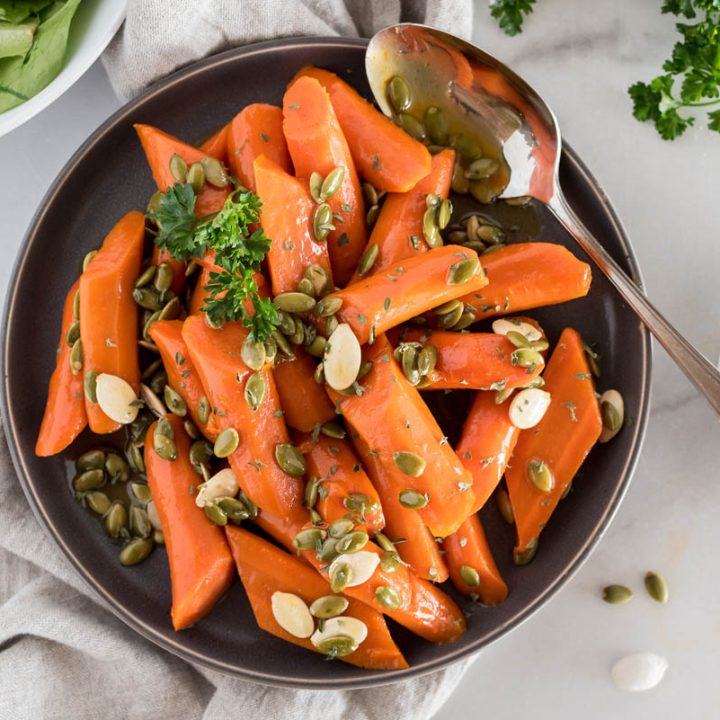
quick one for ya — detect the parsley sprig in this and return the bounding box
[489,0,537,36]
[152,183,278,341]
[629,0,720,139]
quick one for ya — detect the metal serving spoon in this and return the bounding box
[366,24,720,414]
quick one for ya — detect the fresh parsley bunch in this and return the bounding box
[489,0,537,36]
[152,183,279,341]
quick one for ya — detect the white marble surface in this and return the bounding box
[0,1,718,717]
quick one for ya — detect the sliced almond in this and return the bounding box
[95,373,140,424]
[492,318,543,343]
[310,616,368,648]
[323,323,362,391]
[194,468,239,508]
[509,388,551,429]
[611,652,668,692]
[328,551,379,588]
[270,592,314,639]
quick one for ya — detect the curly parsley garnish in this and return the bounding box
[489,0,537,36]
[151,183,278,341]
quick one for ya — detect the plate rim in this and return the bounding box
[0,35,652,690]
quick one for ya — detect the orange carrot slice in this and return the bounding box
[198,123,230,164]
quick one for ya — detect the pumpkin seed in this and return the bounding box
[317,634,358,658]
[343,493,375,515]
[263,336,278,365]
[305,336,326,358]
[69,339,83,374]
[531,339,549,352]
[302,322,317,347]
[323,323,361,391]
[320,166,345,201]
[451,134,483,160]
[140,383,165,418]
[644,571,669,604]
[153,431,177,462]
[417,345,438,376]
[135,265,157,289]
[189,440,214,469]
[422,206,441,248]
[398,488,429,509]
[217,497,250,523]
[401,345,420,386]
[453,309,477,331]
[393,451,426,477]
[309,171,324,203]
[105,502,128,539]
[513,538,539,565]
[274,292,316,314]
[204,310,225,329]
[198,395,210,424]
[434,299,461,316]
[448,257,481,285]
[239,491,258,519]
[328,517,355,538]
[437,199,453,230]
[154,263,174,294]
[495,487,514,524]
[424,106,449,145]
[313,203,334,241]
[73,468,105,492]
[169,153,187,182]
[483,242,506,254]
[319,536,340,562]
[128,444,145,474]
[465,158,499,180]
[183,419,199,440]
[275,443,306,476]
[324,314,339,338]
[437,302,464,329]
[335,531,369,554]
[243,371,265,411]
[506,330,531,349]
[77,448,106,471]
[304,475,320,508]
[357,243,379,277]
[380,550,402,572]
[86,491,111,515]
[153,530,165,545]
[304,263,331,297]
[600,389,624,443]
[362,182,378,206]
[375,585,401,610]
[65,320,81,347]
[130,506,152,538]
[511,348,544,368]
[460,564,481,587]
[214,427,239,458]
[320,421,345,439]
[603,584,633,605]
[314,362,325,384]
[277,311,296,336]
[329,561,352,593]
[387,75,412,113]
[448,230,468,244]
[366,204,380,227]
[158,296,181,321]
[204,502,228,526]
[477,224,503,244]
[451,159,470,194]
[72,290,80,321]
[240,337,266,371]
[200,156,229,187]
[310,595,349,619]
[143,310,161,340]
[294,527,326,551]
[528,459,553,492]
[149,369,168,396]
[399,113,426,141]
[316,295,342,317]
[296,277,315,298]
[133,287,162,311]
[187,162,206,192]
[469,179,500,204]
[106,452,129,484]
[119,537,153,566]
[82,250,97,272]
[164,385,187,416]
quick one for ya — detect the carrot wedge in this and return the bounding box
[293,67,432,192]
[226,525,408,669]
[181,316,305,520]
[36,280,87,456]
[456,391,519,514]
[145,415,234,630]
[254,511,466,643]
[253,154,333,295]
[505,328,602,556]
[226,104,292,191]
[134,123,229,217]
[296,433,385,535]
[80,211,145,434]
[329,245,488,345]
[329,335,475,538]
[352,149,455,281]
[148,320,219,441]
[443,513,508,605]
[461,243,591,320]
[283,76,367,286]
[398,328,543,391]
[351,431,449,582]
[198,123,230,164]
[273,349,335,432]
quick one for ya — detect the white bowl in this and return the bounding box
[0,0,126,137]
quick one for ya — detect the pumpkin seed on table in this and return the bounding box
[599,389,624,443]
[310,595,349,619]
[200,156,229,187]
[274,292,316,314]
[169,153,187,182]
[375,585,401,610]
[398,488,429,509]
[214,427,239,458]
[527,459,554,492]
[275,443,306,476]
[119,537,153,566]
[644,571,669,604]
[393,451,426,478]
[105,502,128,539]
[602,584,633,605]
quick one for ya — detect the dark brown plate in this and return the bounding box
[1,37,651,689]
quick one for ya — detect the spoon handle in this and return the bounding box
[549,191,720,414]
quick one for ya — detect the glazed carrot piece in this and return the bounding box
[150,246,186,296]
[351,149,455,281]
[443,513,508,605]
[182,316,305,520]
[36,280,87,456]
[295,433,384,535]
[189,263,213,315]
[456,391,519,514]
[226,525,408,669]
[460,243,591,320]
[148,320,219,441]
[226,104,292,191]
[254,510,466,643]
[351,431,449,582]
[145,415,234,630]
[330,245,488,345]
[198,122,230,164]
[293,67,432,192]
[283,76,366,286]
[273,349,335,433]
[398,328,543,391]
[505,328,602,556]
[329,335,475,538]
[80,211,145,434]
[253,154,333,296]
[134,123,229,217]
